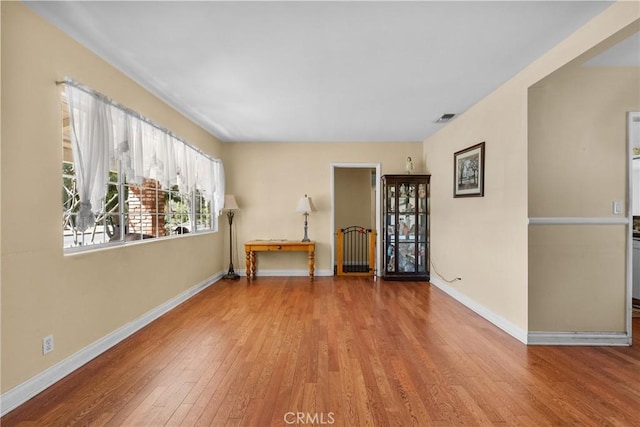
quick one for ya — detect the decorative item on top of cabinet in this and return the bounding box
[382,174,430,281]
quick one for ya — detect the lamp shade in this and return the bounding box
[223,194,239,211]
[296,194,315,214]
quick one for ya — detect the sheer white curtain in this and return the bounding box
[213,161,225,216]
[175,144,198,194]
[195,156,211,196]
[194,156,224,228]
[194,157,225,218]
[65,80,224,234]
[112,108,130,178]
[66,85,114,231]
[152,132,177,190]
[117,115,141,185]
[116,118,183,192]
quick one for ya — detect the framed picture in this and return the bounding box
[454,142,485,197]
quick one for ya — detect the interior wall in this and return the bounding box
[423,80,530,335]
[528,56,640,332]
[529,66,639,218]
[422,2,639,337]
[1,2,224,393]
[334,168,374,232]
[529,225,627,331]
[222,142,422,274]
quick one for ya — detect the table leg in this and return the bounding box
[250,251,257,279]
[245,251,251,280]
[308,249,315,280]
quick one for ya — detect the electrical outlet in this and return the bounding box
[43,335,54,355]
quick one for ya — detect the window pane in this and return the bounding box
[62,163,114,248]
[195,191,211,231]
[166,186,191,234]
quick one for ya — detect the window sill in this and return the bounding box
[63,229,217,256]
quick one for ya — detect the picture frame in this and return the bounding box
[453,142,485,197]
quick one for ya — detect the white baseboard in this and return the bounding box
[237,269,333,277]
[0,272,223,417]
[527,332,631,346]
[429,276,528,344]
[429,276,632,346]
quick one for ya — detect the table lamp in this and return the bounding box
[296,194,315,242]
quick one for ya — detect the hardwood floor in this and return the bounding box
[2,277,639,426]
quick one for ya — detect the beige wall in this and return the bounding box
[423,81,530,333]
[529,225,627,331]
[423,3,639,335]
[528,57,639,331]
[1,2,224,392]
[529,66,639,218]
[334,168,374,232]
[222,142,422,274]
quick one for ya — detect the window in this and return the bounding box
[61,80,224,251]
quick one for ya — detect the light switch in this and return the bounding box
[613,200,623,215]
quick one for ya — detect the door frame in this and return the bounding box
[627,111,640,338]
[330,162,382,277]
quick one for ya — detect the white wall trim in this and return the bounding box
[237,269,333,277]
[528,217,629,225]
[626,112,639,347]
[429,276,528,344]
[527,332,631,346]
[0,272,223,417]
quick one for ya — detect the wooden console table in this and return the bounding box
[244,240,316,280]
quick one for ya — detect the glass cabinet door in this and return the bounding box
[399,182,416,272]
[416,182,428,273]
[387,184,395,213]
[382,175,430,280]
[384,183,395,272]
[385,214,395,272]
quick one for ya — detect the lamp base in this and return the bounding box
[301,212,310,242]
[224,211,240,280]
[222,263,240,280]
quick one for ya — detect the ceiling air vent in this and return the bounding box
[435,113,456,123]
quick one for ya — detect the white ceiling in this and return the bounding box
[27,1,615,143]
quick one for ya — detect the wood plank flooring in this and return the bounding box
[2,277,639,426]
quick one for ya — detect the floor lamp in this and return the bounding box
[222,195,240,280]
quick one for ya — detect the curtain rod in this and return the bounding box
[56,78,221,164]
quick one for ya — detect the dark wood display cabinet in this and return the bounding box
[381,174,430,281]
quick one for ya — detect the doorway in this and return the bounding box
[330,163,381,276]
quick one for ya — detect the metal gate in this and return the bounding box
[336,226,376,276]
